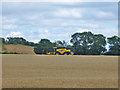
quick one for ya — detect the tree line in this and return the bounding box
[0,31,120,55]
[1,37,37,46]
[71,32,120,55]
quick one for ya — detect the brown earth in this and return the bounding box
[0,48,2,52]
[4,45,35,54]
[2,55,118,88]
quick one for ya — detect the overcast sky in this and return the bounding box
[2,2,118,43]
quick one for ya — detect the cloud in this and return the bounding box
[23,27,71,43]
[2,0,119,2]
[38,28,49,33]
[2,2,117,27]
[2,17,19,30]
[6,32,23,37]
[2,2,118,43]
[28,15,38,20]
[3,24,18,30]
[76,28,91,33]
[2,16,28,30]
[81,23,101,29]
[31,40,40,43]
[2,16,17,24]
[76,27,118,37]
[54,9,82,18]
[95,11,115,18]
[97,28,118,37]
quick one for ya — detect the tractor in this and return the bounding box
[46,47,71,55]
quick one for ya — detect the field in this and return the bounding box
[2,45,35,54]
[2,55,118,88]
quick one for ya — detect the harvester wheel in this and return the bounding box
[55,53,60,55]
[64,53,68,55]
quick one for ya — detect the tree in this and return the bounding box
[25,41,36,46]
[70,32,94,55]
[0,37,6,44]
[90,34,106,55]
[70,32,106,55]
[62,40,68,47]
[55,41,64,47]
[34,39,54,54]
[53,40,68,47]
[7,37,27,45]
[106,36,120,55]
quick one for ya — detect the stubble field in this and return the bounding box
[2,55,118,88]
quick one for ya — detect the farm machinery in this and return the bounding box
[46,47,71,55]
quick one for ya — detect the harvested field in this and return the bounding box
[2,55,118,88]
[4,45,35,54]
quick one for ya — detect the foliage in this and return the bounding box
[1,52,20,54]
[34,39,54,54]
[2,43,7,51]
[55,40,68,47]
[25,41,37,46]
[90,34,106,55]
[0,38,6,44]
[0,32,120,55]
[105,36,120,55]
[34,39,71,54]
[0,37,36,46]
[7,37,27,45]
[70,32,106,55]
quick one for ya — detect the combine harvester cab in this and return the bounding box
[47,47,71,55]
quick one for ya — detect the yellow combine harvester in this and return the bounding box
[47,47,71,55]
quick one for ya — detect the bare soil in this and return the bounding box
[2,55,118,88]
[4,45,35,54]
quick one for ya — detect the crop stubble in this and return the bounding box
[2,55,118,88]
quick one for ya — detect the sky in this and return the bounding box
[2,2,118,44]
